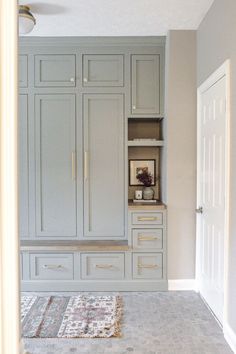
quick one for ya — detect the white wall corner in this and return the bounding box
[168,279,196,291]
[224,322,236,354]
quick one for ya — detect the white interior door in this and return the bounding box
[197,63,230,324]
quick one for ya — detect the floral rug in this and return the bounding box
[21,295,122,338]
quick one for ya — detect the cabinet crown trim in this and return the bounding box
[19,36,166,47]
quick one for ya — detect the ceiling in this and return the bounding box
[21,0,214,36]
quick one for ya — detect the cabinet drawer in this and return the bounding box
[131,212,163,225]
[133,253,163,279]
[19,55,28,87]
[29,253,74,280]
[83,55,124,87]
[81,253,125,280]
[132,229,163,250]
[35,55,76,87]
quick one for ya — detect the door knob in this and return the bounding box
[196,206,203,214]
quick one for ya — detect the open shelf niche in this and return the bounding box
[128,118,164,202]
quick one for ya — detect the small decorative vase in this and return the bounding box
[143,186,154,200]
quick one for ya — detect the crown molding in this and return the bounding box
[19,36,166,48]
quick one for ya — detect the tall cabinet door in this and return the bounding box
[19,94,29,238]
[83,94,125,238]
[131,54,161,115]
[35,94,77,238]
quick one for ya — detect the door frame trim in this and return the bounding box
[196,60,231,328]
[0,0,21,353]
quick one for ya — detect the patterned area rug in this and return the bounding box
[21,295,122,338]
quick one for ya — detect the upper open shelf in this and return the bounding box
[127,140,164,147]
[128,117,164,147]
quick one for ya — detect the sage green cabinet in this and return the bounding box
[83,94,125,238]
[131,54,161,116]
[82,55,124,87]
[81,253,125,280]
[19,94,29,237]
[35,94,77,237]
[19,55,28,88]
[35,55,76,87]
[29,253,74,280]
[133,253,163,279]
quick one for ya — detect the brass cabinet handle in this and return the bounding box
[138,235,158,241]
[43,264,64,270]
[95,264,113,269]
[71,151,76,180]
[137,217,158,222]
[84,151,89,181]
[138,264,158,269]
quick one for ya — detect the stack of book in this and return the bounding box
[133,199,158,203]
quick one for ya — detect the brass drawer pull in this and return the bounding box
[43,264,64,270]
[137,217,158,222]
[138,264,158,269]
[95,264,114,269]
[138,236,158,241]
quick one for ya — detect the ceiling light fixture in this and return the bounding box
[19,5,36,34]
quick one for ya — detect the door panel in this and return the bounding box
[35,55,76,87]
[19,55,28,88]
[198,76,226,323]
[35,94,77,237]
[83,94,125,238]
[83,55,124,87]
[131,55,160,115]
[19,94,29,237]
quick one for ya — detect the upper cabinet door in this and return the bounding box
[83,94,125,238]
[35,55,76,87]
[19,55,28,88]
[35,94,77,238]
[131,54,161,116]
[83,55,124,87]
[19,94,29,238]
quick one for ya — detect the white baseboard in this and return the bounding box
[168,279,196,291]
[224,322,236,353]
[20,339,31,354]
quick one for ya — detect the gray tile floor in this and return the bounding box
[23,291,232,354]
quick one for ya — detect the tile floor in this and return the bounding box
[23,291,232,354]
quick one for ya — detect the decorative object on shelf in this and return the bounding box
[132,138,158,141]
[143,186,155,200]
[135,190,143,200]
[133,199,157,203]
[129,159,156,186]
[136,164,155,200]
[19,5,36,34]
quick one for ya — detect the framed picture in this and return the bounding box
[129,159,156,186]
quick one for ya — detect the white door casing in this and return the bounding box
[196,61,230,325]
[0,0,21,354]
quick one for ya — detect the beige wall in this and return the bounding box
[165,30,197,279]
[197,0,236,335]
